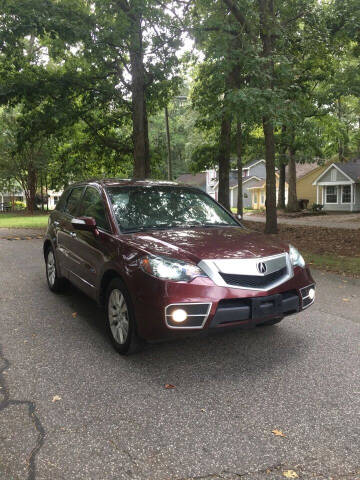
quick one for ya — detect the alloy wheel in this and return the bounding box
[47,250,56,287]
[108,289,129,345]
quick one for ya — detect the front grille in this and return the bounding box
[219,266,288,289]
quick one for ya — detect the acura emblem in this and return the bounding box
[257,262,267,274]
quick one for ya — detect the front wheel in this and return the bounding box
[105,278,144,355]
[45,246,67,293]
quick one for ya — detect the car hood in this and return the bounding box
[125,226,289,263]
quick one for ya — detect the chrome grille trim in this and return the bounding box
[198,253,293,291]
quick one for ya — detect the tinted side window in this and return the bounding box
[55,190,70,212]
[79,187,110,231]
[64,187,84,216]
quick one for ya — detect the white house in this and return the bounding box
[312,159,360,212]
[177,160,289,210]
[47,190,63,209]
[176,169,217,198]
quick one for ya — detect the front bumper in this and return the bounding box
[132,266,315,341]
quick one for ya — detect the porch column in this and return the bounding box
[316,185,319,204]
[351,183,354,212]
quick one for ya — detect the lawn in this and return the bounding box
[243,220,360,277]
[0,213,49,229]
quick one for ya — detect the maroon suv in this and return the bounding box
[44,179,315,354]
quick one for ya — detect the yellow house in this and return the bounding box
[248,173,288,209]
[295,163,329,206]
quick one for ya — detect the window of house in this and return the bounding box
[342,185,351,203]
[243,193,248,198]
[261,192,265,204]
[254,193,258,203]
[331,169,337,181]
[326,186,337,203]
[243,169,249,178]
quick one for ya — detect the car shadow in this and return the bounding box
[58,283,309,385]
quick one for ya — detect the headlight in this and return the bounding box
[139,255,206,282]
[289,245,305,268]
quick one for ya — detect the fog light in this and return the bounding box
[308,288,315,300]
[172,309,188,323]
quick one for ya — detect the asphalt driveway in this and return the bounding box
[0,236,359,480]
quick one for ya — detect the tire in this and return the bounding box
[45,246,67,293]
[257,317,283,327]
[105,278,144,355]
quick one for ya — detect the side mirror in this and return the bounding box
[72,217,97,232]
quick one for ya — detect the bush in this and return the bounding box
[312,203,324,212]
[13,201,26,211]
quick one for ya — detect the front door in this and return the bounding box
[67,186,115,299]
[56,186,85,279]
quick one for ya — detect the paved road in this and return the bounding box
[0,237,359,480]
[244,213,360,230]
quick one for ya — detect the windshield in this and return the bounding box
[106,186,239,232]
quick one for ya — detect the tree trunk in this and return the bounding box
[40,172,44,212]
[45,172,49,211]
[130,13,150,179]
[287,146,298,211]
[218,114,231,209]
[25,163,37,214]
[337,97,344,161]
[165,105,172,180]
[278,126,287,210]
[278,163,286,210]
[259,0,277,234]
[236,120,243,217]
[263,118,278,233]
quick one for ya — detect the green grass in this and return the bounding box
[0,213,49,229]
[231,207,257,213]
[304,252,360,277]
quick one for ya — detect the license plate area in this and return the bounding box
[252,294,282,319]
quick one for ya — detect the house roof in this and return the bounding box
[176,172,206,188]
[247,179,266,190]
[285,162,320,181]
[334,158,360,182]
[313,158,360,185]
[243,159,265,169]
[230,175,264,189]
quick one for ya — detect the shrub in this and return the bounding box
[13,201,26,211]
[312,203,324,212]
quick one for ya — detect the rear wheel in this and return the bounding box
[45,246,67,293]
[105,278,144,355]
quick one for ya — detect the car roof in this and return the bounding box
[66,178,200,189]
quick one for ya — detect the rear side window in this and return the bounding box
[78,187,110,231]
[64,187,84,216]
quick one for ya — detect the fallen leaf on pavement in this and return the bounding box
[342,298,350,302]
[52,395,62,403]
[164,384,175,389]
[72,312,77,318]
[283,470,298,478]
[201,408,206,412]
[272,429,286,437]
